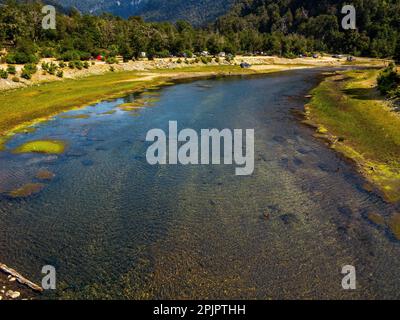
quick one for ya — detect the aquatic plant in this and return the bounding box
[12,140,66,154]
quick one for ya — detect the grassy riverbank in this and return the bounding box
[305,69,400,203]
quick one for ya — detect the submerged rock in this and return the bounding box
[6,290,20,299]
[367,212,385,226]
[59,114,90,119]
[389,213,400,240]
[8,183,45,198]
[36,169,55,181]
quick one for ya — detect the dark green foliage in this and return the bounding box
[0,0,398,64]
[6,65,16,75]
[21,70,32,80]
[377,64,400,96]
[215,0,400,58]
[0,69,8,79]
[23,64,38,74]
[52,0,235,26]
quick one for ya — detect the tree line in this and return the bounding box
[0,0,399,67]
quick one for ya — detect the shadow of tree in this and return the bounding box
[342,87,383,101]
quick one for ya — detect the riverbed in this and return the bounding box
[0,69,399,299]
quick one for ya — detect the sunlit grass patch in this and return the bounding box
[141,91,161,97]
[12,140,66,154]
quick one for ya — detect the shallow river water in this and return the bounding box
[0,69,399,299]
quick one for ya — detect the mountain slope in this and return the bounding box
[56,0,236,25]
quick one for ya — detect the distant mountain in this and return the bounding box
[54,0,236,25]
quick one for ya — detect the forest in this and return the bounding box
[0,0,399,67]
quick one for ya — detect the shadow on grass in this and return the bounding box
[342,87,383,100]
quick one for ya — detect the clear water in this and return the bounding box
[0,69,399,299]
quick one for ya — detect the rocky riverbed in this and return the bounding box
[0,272,37,300]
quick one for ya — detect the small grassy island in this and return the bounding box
[12,140,66,154]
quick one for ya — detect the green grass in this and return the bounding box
[12,140,67,154]
[307,69,400,202]
[0,70,163,136]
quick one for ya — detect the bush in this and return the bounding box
[110,66,115,72]
[41,47,56,58]
[183,50,193,58]
[177,58,182,64]
[41,62,49,71]
[6,65,16,75]
[6,52,38,64]
[60,50,81,62]
[200,56,212,64]
[74,60,83,70]
[56,70,64,78]
[68,61,75,69]
[0,69,8,79]
[48,63,58,75]
[377,64,400,95]
[83,61,89,69]
[58,61,66,68]
[21,70,32,80]
[23,64,38,75]
[106,56,118,64]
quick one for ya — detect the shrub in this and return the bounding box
[48,63,58,75]
[377,64,400,95]
[61,50,81,62]
[68,61,75,69]
[21,70,32,80]
[58,61,66,68]
[0,69,8,79]
[6,52,38,64]
[83,61,89,69]
[177,58,182,64]
[41,62,49,71]
[110,66,115,72]
[106,56,118,64]
[23,63,38,74]
[41,47,56,58]
[183,50,193,58]
[56,70,64,78]
[6,65,16,75]
[200,56,212,64]
[74,60,83,70]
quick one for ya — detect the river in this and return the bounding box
[0,69,399,299]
